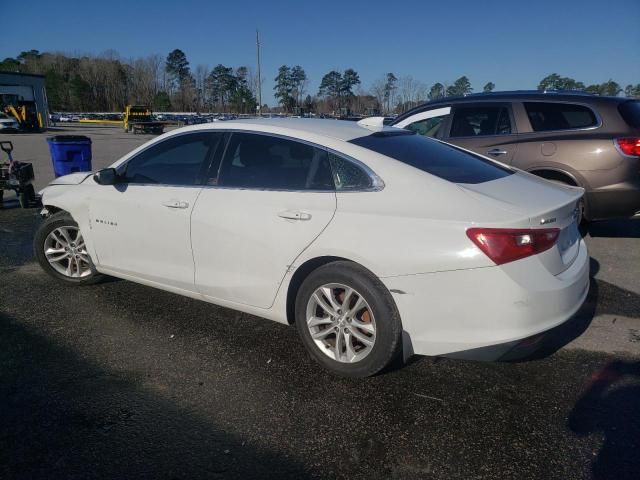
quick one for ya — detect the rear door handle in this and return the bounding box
[278,210,312,221]
[162,200,190,209]
[487,148,508,156]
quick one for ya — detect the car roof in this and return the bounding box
[424,90,627,104]
[393,90,629,124]
[174,118,391,142]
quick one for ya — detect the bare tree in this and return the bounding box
[370,77,387,113]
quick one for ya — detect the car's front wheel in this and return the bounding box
[295,261,402,378]
[34,211,103,285]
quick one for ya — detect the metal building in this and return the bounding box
[0,71,49,128]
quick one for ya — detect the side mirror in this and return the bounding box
[93,168,119,185]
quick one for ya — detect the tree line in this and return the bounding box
[0,49,258,113]
[1,49,638,114]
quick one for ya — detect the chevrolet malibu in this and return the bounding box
[35,118,589,377]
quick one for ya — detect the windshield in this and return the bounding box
[348,132,513,184]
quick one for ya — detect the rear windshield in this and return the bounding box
[348,131,513,184]
[619,101,640,128]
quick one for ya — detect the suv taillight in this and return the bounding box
[466,228,560,265]
[615,138,640,157]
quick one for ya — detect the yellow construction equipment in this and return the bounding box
[0,94,43,131]
[123,105,164,134]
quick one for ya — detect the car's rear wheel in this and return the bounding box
[34,211,103,285]
[295,261,402,378]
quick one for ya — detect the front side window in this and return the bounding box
[121,132,223,185]
[218,133,334,190]
[406,115,447,138]
[524,102,598,131]
[349,131,513,184]
[450,106,512,137]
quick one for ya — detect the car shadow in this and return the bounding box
[0,312,310,480]
[586,218,640,239]
[568,360,640,479]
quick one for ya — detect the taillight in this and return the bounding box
[466,228,560,265]
[615,138,640,157]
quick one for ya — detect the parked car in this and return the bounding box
[35,119,588,377]
[392,91,640,222]
[0,112,20,131]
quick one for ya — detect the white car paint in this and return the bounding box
[39,118,589,360]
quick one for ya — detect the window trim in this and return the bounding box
[522,100,602,133]
[446,102,518,139]
[206,130,385,193]
[114,131,224,188]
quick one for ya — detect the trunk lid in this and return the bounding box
[459,171,583,275]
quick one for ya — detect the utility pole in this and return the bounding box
[256,29,262,116]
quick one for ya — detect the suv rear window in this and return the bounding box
[618,101,640,128]
[524,102,598,131]
[349,132,512,184]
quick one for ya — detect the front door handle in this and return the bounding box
[278,210,312,221]
[487,148,508,156]
[162,200,190,209]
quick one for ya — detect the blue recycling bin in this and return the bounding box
[46,135,92,177]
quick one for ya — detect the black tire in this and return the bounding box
[34,211,103,285]
[295,261,403,378]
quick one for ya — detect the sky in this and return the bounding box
[1,0,639,106]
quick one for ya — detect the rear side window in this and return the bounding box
[349,132,512,184]
[218,133,334,190]
[450,106,512,137]
[618,101,640,128]
[328,153,373,190]
[524,102,598,131]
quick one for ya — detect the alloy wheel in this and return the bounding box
[43,226,92,278]
[305,283,376,363]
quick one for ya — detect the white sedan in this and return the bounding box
[35,118,589,377]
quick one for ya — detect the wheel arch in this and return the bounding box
[285,256,350,324]
[527,167,590,220]
[42,204,65,216]
[284,254,401,326]
[528,168,580,186]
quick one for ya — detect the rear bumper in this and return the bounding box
[585,180,640,220]
[382,239,590,360]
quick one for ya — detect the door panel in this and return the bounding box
[445,103,519,164]
[89,131,223,291]
[191,189,336,308]
[90,184,201,291]
[191,131,337,309]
